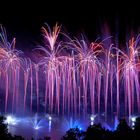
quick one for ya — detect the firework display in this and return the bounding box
[0,24,140,120]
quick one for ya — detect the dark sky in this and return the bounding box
[0,1,140,50]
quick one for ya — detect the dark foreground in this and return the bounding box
[0,115,140,140]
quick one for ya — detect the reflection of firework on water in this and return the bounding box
[0,24,140,120]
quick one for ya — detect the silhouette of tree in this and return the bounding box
[133,117,140,140]
[62,127,83,140]
[114,119,133,140]
[61,118,140,140]
[0,115,25,140]
[0,116,9,139]
[84,123,106,140]
[44,136,51,140]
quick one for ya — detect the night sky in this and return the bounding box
[0,1,140,50]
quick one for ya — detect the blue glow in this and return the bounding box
[114,116,119,130]
[34,126,40,130]
[131,117,136,122]
[90,114,96,122]
[49,120,52,132]
[90,116,94,121]
[61,117,85,132]
[91,121,94,125]
[49,116,52,121]
[5,115,18,125]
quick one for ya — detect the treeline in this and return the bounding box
[62,118,140,140]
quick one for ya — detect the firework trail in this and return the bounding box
[0,24,139,121]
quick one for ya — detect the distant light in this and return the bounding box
[49,120,52,132]
[132,122,135,127]
[90,114,96,122]
[90,116,94,121]
[49,116,52,121]
[91,121,94,125]
[131,116,136,122]
[5,115,17,125]
[34,126,40,130]
[79,127,82,131]
[130,116,136,129]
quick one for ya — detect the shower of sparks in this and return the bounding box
[0,24,140,121]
